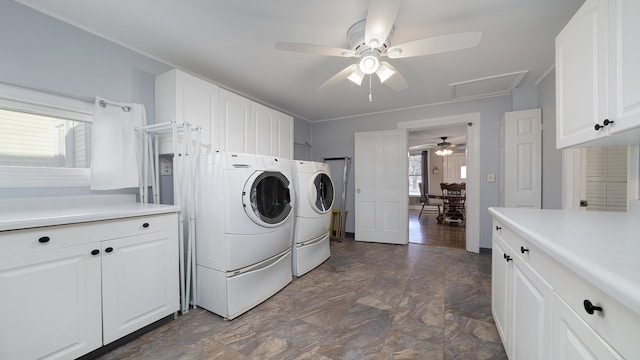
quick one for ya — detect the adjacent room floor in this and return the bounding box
[409,208,466,249]
[98,236,506,360]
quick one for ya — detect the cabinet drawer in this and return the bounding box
[0,213,178,258]
[493,219,533,263]
[551,261,640,359]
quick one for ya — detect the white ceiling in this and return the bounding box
[16,0,584,122]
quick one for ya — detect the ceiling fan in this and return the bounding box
[435,137,455,156]
[275,0,482,95]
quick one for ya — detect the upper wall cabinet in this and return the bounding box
[156,70,293,159]
[251,102,294,159]
[556,0,640,148]
[155,69,219,154]
[219,88,252,154]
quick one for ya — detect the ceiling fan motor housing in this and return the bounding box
[347,19,392,55]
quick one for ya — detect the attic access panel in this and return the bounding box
[450,70,527,100]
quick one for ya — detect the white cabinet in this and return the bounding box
[552,294,623,359]
[491,215,639,359]
[155,69,294,158]
[251,102,294,159]
[0,213,179,360]
[155,69,219,154]
[492,224,552,360]
[219,88,252,154]
[556,0,640,148]
[101,228,179,344]
[0,243,102,360]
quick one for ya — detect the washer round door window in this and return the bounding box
[310,172,334,214]
[243,171,293,227]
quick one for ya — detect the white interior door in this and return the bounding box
[504,108,542,208]
[443,153,467,184]
[354,129,408,244]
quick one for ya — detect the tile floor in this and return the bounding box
[98,235,506,360]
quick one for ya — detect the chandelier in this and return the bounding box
[435,137,454,156]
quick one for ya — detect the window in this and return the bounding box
[408,154,422,196]
[0,109,91,168]
[460,165,467,180]
[0,81,94,187]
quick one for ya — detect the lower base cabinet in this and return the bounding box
[492,230,552,360]
[552,294,622,359]
[491,217,634,359]
[0,213,179,360]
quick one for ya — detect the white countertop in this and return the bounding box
[0,195,180,231]
[489,207,640,317]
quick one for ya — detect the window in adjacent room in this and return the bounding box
[408,153,422,196]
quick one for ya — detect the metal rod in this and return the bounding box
[98,99,132,112]
[323,156,352,241]
[323,157,351,161]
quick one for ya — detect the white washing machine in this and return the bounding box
[291,160,334,276]
[196,152,295,319]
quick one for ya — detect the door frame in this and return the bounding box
[398,113,480,253]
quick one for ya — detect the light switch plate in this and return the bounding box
[486,173,496,183]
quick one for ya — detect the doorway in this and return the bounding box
[408,126,467,248]
[398,113,480,253]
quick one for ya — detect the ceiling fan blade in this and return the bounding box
[378,61,407,91]
[387,32,482,59]
[318,64,359,91]
[275,42,356,57]
[365,0,400,47]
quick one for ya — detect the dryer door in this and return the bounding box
[310,171,334,214]
[243,171,293,227]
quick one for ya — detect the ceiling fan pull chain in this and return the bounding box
[369,75,373,102]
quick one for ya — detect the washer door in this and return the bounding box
[309,172,334,214]
[243,171,293,227]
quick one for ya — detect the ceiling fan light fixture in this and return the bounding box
[359,50,380,74]
[347,68,365,85]
[376,62,395,83]
[435,148,453,156]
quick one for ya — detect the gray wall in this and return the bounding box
[537,70,563,209]
[0,1,171,199]
[293,117,313,161]
[311,96,512,249]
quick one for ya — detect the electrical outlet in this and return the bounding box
[486,173,496,183]
[160,159,173,176]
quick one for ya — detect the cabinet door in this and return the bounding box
[491,235,511,351]
[219,88,252,154]
[556,0,609,148]
[511,259,553,360]
[272,111,293,159]
[101,229,179,344]
[0,244,102,360]
[156,70,219,154]
[251,102,274,156]
[608,0,640,134]
[175,71,219,153]
[551,294,623,359]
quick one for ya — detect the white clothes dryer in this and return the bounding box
[291,160,334,276]
[196,152,295,319]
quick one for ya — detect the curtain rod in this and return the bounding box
[1,78,133,112]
